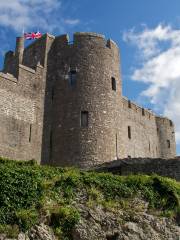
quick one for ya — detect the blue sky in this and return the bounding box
[0,0,180,154]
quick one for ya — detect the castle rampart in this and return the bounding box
[0,32,176,167]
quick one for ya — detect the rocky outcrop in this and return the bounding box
[72,204,180,240]
[1,201,179,240]
[0,224,56,240]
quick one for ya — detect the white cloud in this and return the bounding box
[0,0,80,33]
[64,19,80,26]
[123,24,180,144]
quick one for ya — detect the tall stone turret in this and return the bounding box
[43,32,122,167]
[15,36,24,64]
[156,117,176,158]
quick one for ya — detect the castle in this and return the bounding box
[0,32,176,168]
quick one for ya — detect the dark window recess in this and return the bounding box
[128,100,131,108]
[68,70,77,87]
[149,142,151,152]
[142,108,145,116]
[167,140,170,148]
[128,126,131,139]
[111,77,116,91]
[29,124,32,142]
[116,134,118,158]
[170,120,173,126]
[128,155,131,158]
[106,233,119,240]
[81,111,89,127]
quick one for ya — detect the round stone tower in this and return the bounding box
[156,117,176,158]
[47,32,122,167]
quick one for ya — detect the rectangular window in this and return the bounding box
[169,120,173,126]
[29,124,32,142]
[128,126,131,139]
[149,142,151,152]
[128,100,131,108]
[81,111,89,127]
[167,140,170,148]
[142,108,145,116]
[111,77,116,91]
[68,70,77,87]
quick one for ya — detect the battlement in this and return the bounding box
[122,97,155,120]
[156,116,174,127]
[52,32,119,51]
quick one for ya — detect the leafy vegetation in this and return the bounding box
[0,157,179,239]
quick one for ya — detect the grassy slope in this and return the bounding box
[0,157,179,239]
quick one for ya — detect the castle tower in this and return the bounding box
[156,117,176,158]
[0,32,176,167]
[15,36,24,64]
[43,33,122,167]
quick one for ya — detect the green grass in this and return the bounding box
[0,157,179,239]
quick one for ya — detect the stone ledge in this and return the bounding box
[0,72,17,83]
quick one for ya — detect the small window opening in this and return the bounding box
[128,100,131,108]
[116,133,118,158]
[29,124,32,142]
[167,140,170,148]
[149,142,151,152]
[128,155,131,158]
[170,120,173,126]
[128,126,131,139]
[111,77,116,91]
[81,111,89,127]
[68,70,77,87]
[142,108,145,116]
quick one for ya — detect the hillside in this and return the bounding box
[0,158,179,240]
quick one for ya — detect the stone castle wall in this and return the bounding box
[0,32,177,167]
[94,157,180,181]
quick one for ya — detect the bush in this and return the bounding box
[16,209,39,231]
[51,206,80,239]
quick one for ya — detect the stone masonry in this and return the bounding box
[0,32,176,167]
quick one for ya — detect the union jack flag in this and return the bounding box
[24,32,42,40]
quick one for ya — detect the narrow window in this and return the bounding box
[128,100,131,108]
[116,133,118,159]
[111,77,116,91]
[167,140,170,148]
[142,108,145,116]
[29,124,32,142]
[81,111,89,127]
[149,142,151,152]
[68,70,77,87]
[128,126,131,139]
[169,120,173,126]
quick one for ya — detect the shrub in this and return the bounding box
[51,206,80,239]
